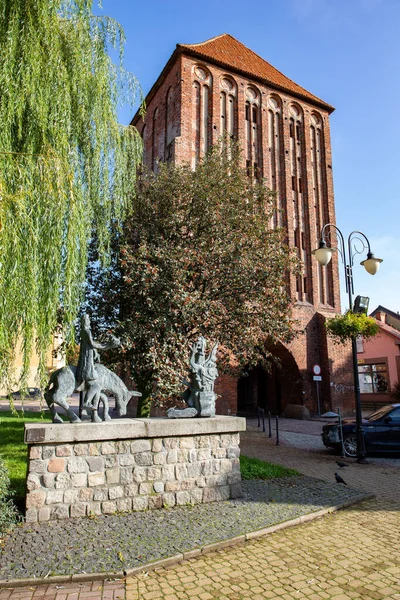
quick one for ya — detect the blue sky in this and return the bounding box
[101,0,399,314]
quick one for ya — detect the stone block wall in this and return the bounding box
[24,417,245,523]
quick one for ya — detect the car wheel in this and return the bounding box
[343,434,358,458]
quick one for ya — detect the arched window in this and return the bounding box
[165,87,174,163]
[141,124,147,166]
[310,112,333,305]
[245,87,261,179]
[289,104,308,302]
[151,107,159,172]
[267,95,284,226]
[192,65,212,168]
[220,76,237,143]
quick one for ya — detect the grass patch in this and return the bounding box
[0,410,52,505]
[240,455,300,480]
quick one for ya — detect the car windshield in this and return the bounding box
[367,405,394,422]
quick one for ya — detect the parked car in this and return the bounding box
[12,387,41,399]
[322,404,400,457]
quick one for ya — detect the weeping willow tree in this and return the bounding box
[0,0,143,389]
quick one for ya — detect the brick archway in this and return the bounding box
[237,343,303,416]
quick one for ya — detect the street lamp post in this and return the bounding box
[313,224,383,463]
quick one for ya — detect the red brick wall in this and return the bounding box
[135,55,183,168]
[215,373,238,415]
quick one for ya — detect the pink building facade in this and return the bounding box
[358,307,400,406]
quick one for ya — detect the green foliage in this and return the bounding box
[240,455,299,480]
[0,410,51,503]
[0,0,143,390]
[89,145,299,416]
[0,454,19,537]
[325,311,379,344]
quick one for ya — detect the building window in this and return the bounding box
[310,112,333,306]
[151,107,159,171]
[358,363,388,394]
[220,76,237,144]
[267,95,284,227]
[192,65,212,168]
[289,104,308,301]
[165,86,174,163]
[245,87,261,179]
[141,124,146,165]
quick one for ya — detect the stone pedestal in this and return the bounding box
[24,416,246,523]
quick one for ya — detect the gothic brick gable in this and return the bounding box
[179,34,334,113]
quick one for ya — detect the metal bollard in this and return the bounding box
[337,407,345,458]
[261,408,265,432]
[268,411,272,438]
[276,415,279,446]
[257,406,261,427]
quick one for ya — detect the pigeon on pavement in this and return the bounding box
[335,472,347,485]
[336,461,349,468]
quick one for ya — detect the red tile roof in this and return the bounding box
[179,34,334,113]
[374,319,400,343]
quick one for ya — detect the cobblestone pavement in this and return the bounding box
[1,478,364,581]
[242,424,400,501]
[2,423,400,599]
[123,498,400,600]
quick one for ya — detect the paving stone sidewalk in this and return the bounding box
[123,428,400,600]
[125,497,400,600]
[0,475,366,583]
[1,423,399,599]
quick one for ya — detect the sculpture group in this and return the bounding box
[45,314,219,423]
[167,336,218,419]
[45,314,141,423]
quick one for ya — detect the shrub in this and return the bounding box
[0,456,19,538]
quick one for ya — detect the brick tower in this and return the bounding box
[132,34,355,417]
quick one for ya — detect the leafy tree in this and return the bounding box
[0,0,142,389]
[97,146,299,417]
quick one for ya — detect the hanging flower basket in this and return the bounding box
[325,311,379,344]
